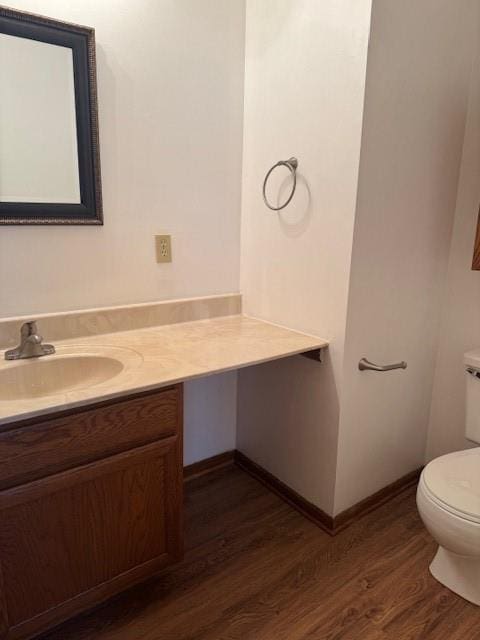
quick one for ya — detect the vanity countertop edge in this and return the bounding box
[0,314,328,427]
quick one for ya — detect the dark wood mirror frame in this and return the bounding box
[0,6,102,225]
[472,205,480,270]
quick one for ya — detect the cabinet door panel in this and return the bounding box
[0,436,182,632]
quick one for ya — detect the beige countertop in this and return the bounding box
[0,315,327,427]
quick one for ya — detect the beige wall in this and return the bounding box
[426,9,480,462]
[334,0,476,514]
[238,0,372,514]
[0,0,246,465]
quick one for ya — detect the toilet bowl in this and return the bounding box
[416,447,480,605]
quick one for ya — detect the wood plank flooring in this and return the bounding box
[39,464,480,640]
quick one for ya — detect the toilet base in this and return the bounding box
[430,546,480,606]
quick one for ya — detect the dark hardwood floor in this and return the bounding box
[39,464,480,640]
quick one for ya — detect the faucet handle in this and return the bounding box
[21,321,38,337]
[20,321,44,346]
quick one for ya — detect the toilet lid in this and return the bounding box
[423,448,480,520]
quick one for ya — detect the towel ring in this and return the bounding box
[262,157,298,211]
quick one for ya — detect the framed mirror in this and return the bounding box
[0,6,102,225]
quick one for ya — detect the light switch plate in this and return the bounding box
[155,235,172,263]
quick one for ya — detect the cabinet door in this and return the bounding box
[0,436,182,640]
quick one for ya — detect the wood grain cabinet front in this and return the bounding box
[0,387,180,490]
[0,385,183,640]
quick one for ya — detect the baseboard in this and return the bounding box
[183,451,235,480]
[233,451,335,535]
[234,450,422,536]
[332,466,423,533]
[184,450,422,535]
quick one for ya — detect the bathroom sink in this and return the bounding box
[0,353,125,401]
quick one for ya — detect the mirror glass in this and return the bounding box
[0,34,80,204]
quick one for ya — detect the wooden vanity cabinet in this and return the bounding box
[0,384,183,640]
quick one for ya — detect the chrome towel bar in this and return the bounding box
[358,358,407,372]
[262,157,298,211]
[466,367,480,379]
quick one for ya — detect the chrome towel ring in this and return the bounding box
[262,157,298,211]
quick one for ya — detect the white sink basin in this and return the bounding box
[0,345,142,401]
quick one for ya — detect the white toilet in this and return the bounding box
[417,349,480,605]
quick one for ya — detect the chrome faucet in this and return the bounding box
[4,321,55,360]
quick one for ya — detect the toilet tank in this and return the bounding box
[464,349,480,444]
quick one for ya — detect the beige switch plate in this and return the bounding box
[155,235,172,263]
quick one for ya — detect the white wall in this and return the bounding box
[0,0,244,317]
[184,372,237,466]
[0,0,245,465]
[426,10,480,462]
[334,0,476,514]
[238,0,372,514]
[3,0,477,498]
